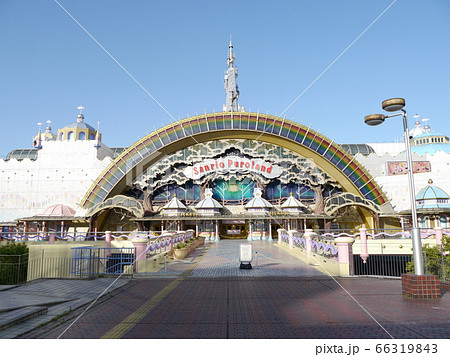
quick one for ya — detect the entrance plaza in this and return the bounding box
[2,240,449,339]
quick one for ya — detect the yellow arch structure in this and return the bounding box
[81,112,390,214]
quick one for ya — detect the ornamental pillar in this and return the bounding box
[435,227,443,245]
[215,220,220,241]
[335,237,355,276]
[359,227,369,263]
[304,229,314,256]
[268,220,273,241]
[132,237,149,273]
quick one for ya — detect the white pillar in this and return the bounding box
[268,220,273,241]
[215,220,220,241]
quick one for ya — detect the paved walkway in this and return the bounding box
[1,240,450,339]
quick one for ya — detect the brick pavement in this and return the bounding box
[14,240,450,339]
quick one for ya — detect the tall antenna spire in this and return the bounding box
[223,37,244,112]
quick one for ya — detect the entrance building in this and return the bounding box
[79,41,396,238]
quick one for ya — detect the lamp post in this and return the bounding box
[364,98,424,275]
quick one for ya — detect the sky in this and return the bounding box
[0,0,449,157]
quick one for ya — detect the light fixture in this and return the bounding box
[364,97,424,275]
[364,114,385,126]
[381,98,405,112]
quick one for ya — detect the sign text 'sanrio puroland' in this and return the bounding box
[183,155,282,180]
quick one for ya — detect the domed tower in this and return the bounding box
[56,106,98,142]
[415,179,450,229]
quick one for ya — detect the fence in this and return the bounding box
[71,247,135,278]
[422,244,450,282]
[0,230,195,283]
[0,232,106,242]
[353,254,412,277]
[0,253,29,285]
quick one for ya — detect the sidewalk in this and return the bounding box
[2,240,450,339]
[0,278,129,338]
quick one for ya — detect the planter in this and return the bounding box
[173,247,189,259]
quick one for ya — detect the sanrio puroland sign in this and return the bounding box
[183,156,282,180]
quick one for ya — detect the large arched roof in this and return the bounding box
[80,112,388,209]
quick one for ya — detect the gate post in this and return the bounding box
[49,233,55,244]
[288,230,296,249]
[105,231,112,256]
[359,227,369,263]
[304,229,313,257]
[435,227,442,245]
[335,237,355,276]
[132,237,149,274]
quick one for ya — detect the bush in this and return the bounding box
[407,236,450,280]
[0,241,29,284]
[175,242,186,249]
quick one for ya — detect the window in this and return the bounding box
[68,131,74,140]
[78,132,86,140]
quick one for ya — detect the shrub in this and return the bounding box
[0,241,29,284]
[175,242,186,249]
[407,236,450,280]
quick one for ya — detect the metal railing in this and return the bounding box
[71,247,135,278]
[0,253,29,284]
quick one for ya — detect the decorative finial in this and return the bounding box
[37,122,43,131]
[422,118,431,132]
[45,120,52,133]
[77,106,85,114]
[254,187,262,198]
[428,179,433,185]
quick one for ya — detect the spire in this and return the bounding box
[422,118,431,133]
[45,120,52,133]
[77,106,85,123]
[227,37,235,69]
[223,38,244,112]
[94,121,101,148]
[33,122,42,149]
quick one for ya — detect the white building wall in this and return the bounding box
[356,150,450,212]
[0,140,114,222]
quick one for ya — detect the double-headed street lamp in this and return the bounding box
[364,98,424,275]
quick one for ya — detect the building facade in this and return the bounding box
[2,43,450,237]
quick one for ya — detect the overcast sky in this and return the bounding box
[1,0,449,157]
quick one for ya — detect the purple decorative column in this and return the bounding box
[49,233,55,245]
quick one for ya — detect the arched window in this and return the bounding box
[58,132,63,141]
[90,133,95,140]
[68,131,74,140]
[78,132,86,140]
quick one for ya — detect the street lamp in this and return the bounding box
[364,98,424,275]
